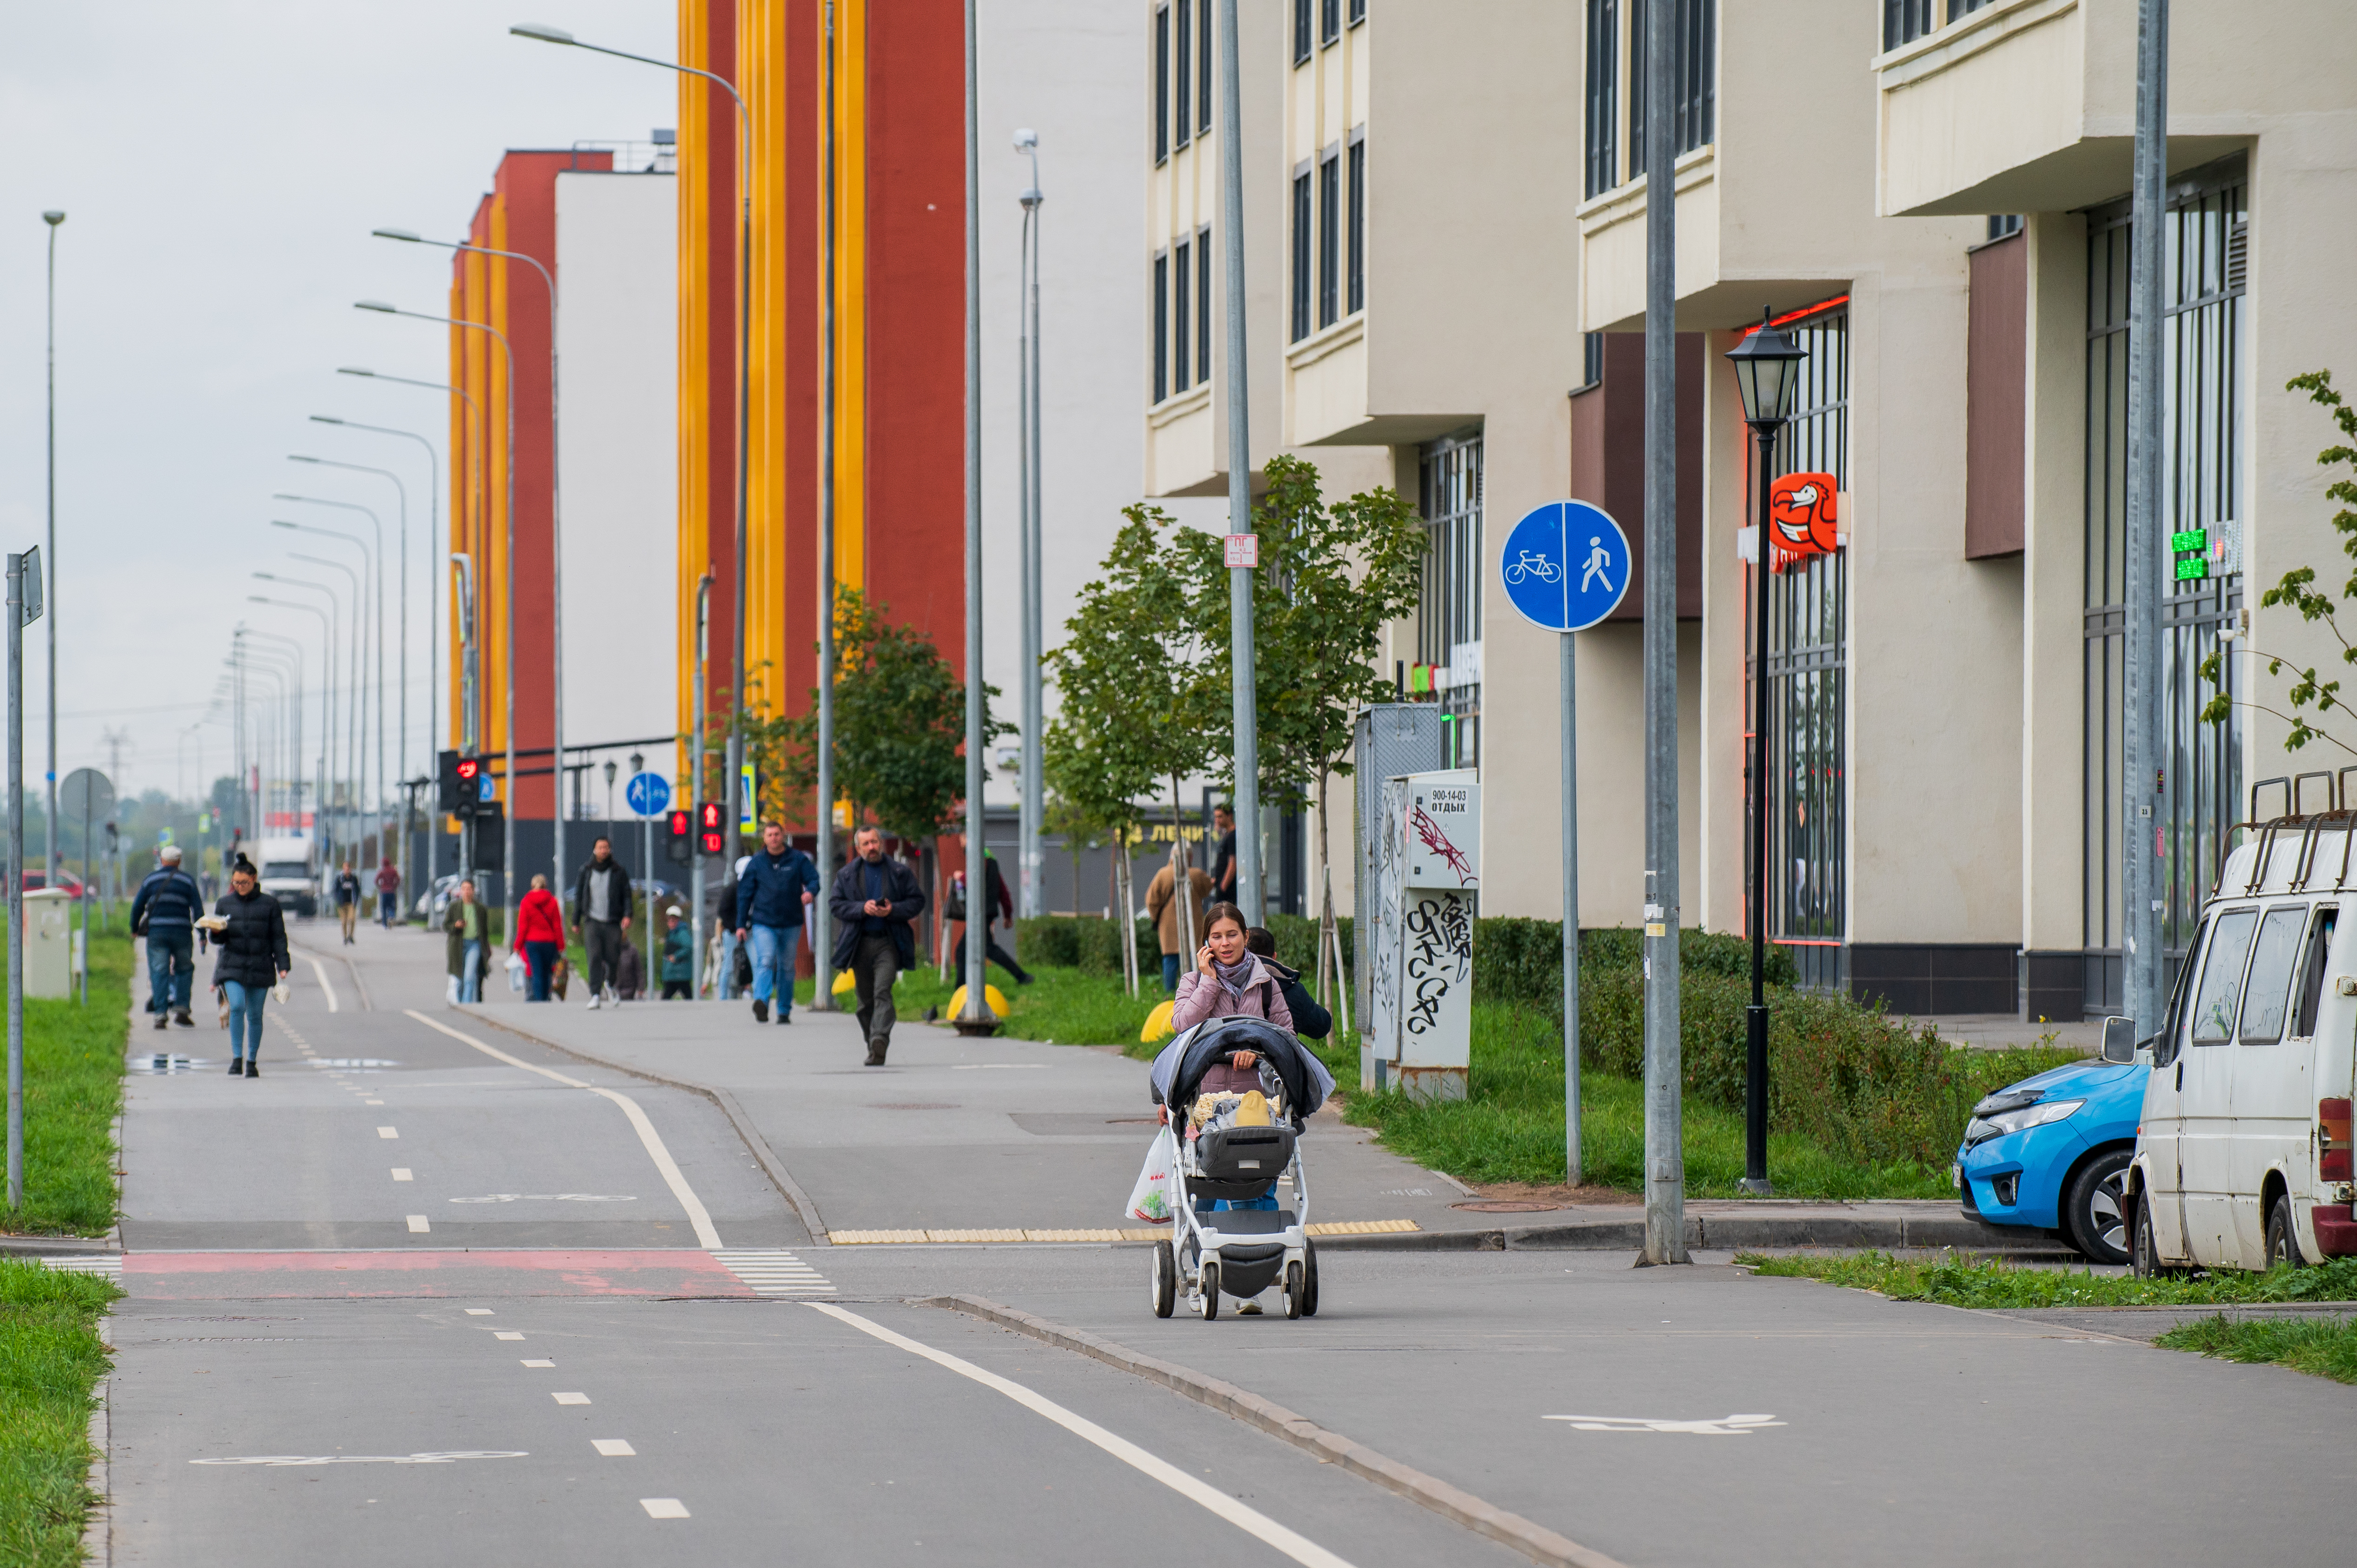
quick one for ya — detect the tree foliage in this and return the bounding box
[2202,369,2357,756]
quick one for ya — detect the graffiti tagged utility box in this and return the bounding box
[1364,769,1479,1102]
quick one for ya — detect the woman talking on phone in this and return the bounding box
[1169,901,1293,1035]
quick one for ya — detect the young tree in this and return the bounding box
[1163,454,1427,1006]
[2201,370,2357,763]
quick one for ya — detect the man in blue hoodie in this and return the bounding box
[130,844,206,1030]
[735,820,822,1024]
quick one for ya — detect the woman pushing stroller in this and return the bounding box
[1162,901,1292,1126]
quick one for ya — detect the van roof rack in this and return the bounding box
[2219,775,2357,898]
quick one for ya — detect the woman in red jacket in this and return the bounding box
[515,873,566,1002]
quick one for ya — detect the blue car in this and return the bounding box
[1955,1053,2147,1264]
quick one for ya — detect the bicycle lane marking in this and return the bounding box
[807,1302,1358,1568]
[401,1009,724,1250]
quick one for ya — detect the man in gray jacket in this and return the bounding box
[570,838,634,1009]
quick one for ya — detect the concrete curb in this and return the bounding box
[455,1008,831,1244]
[81,1312,111,1568]
[1312,1211,2075,1254]
[0,1235,120,1257]
[924,1293,1628,1568]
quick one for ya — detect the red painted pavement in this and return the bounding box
[123,1250,752,1300]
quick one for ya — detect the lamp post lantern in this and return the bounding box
[1725,307,1809,1198]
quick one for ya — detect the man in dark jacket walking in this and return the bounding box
[571,838,634,1010]
[827,826,925,1065]
[735,821,821,1024]
[211,857,290,1076]
[949,850,1031,984]
[1246,926,1332,1040]
[131,845,205,1030]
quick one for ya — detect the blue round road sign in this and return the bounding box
[625,771,672,819]
[1499,500,1631,633]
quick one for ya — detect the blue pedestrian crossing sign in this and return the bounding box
[625,771,672,819]
[1499,500,1631,633]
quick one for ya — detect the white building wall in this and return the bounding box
[555,170,678,752]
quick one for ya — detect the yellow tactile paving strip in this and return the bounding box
[826,1219,1422,1245]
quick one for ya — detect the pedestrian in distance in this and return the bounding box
[827,825,926,1066]
[1208,804,1238,900]
[333,861,362,945]
[130,843,205,1030]
[1244,925,1330,1040]
[374,857,401,928]
[445,877,488,1004]
[1171,902,1293,1035]
[571,836,634,1010]
[514,873,565,1002]
[206,855,289,1077]
[1144,854,1214,995]
[735,820,822,1025]
[660,905,693,999]
[947,849,1033,986]
[615,937,643,1001]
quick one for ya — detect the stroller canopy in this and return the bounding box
[1149,1017,1336,1128]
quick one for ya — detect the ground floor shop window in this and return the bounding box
[1419,432,1483,769]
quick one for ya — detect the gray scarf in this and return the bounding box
[1213,952,1256,1002]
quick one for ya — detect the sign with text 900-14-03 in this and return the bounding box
[1499,500,1631,633]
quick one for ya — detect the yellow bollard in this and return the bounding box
[946,983,1010,1020]
[1141,999,1177,1042]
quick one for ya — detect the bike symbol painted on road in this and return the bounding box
[1544,1413,1786,1435]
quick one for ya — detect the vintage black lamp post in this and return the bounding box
[1725,308,1809,1195]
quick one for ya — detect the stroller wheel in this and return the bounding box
[1197,1260,1220,1320]
[1283,1260,1305,1319]
[1301,1239,1320,1318]
[1151,1241,1176,1319]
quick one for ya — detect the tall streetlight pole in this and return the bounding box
[276,500,382,826]
[356,301,516,934]
[286,550,368,847]
[42,211,63,887]
[309,415,438,893]
[1013,129,1044,920]
[248,591,337,860]
[372,227,568,905]
[289,458,406,858]
[692,573,713,997]
[7,547,33,1209]
[240,628,309,840]
[1217,0,1262,923]
[260,568,353,850]
[1726,311,1808,1198]
[510,21,752,866]
[955,0,993,1032]
[449,554,480,876]
[812,1,840,1008]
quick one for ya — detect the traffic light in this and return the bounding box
[698,800,725,856]
[666,808,691,866]
[438,751,485,816]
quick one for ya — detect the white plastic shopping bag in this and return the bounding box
[1126,1124,1177,1225]
[504,951,527,993]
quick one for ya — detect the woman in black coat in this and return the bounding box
[210,857,290,1077]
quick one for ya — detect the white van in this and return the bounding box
[250,834,321,918]
[2126,817,2357,1273]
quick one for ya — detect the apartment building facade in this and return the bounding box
[1141,0,2357,1018]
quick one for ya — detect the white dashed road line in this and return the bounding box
[808,1302,1359,1568]
[402,1010,723,1250]
[406,1215,430,1233]
[592,1440,635,1457]
[712,1249,835,1295]
[553,1392,591,1405]
[640,1499,690,1519]
[377,1127,399,1140]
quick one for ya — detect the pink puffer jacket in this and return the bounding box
[1171,955,1295,1033]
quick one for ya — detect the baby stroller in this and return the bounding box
[1146,1017,1335,1320]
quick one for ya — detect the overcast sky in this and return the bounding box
[0,1,676,805]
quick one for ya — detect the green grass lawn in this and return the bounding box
[0,1260,116,1566]
[1740,1249,2357,1308]
[5,930,129,1237]
[2154,1314,2357,1383]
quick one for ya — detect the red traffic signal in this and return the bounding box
[667,808,690,839]
[697,801,725,855]
[454,756,481,783]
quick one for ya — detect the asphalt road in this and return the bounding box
[101,916,2357,1567]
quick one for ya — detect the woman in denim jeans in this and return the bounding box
[445,879,488,1003]
[208,857,289,1077]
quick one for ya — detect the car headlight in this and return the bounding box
[1964,1098,2084,1147]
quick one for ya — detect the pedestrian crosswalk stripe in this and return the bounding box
[711,1248,835,1295]
[37,1255,123,1280]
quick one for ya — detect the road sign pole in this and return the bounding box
[1562,627,1580,1185]
[7,552,26,1210]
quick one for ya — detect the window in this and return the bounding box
[1155,6,1170,163]
[1420,434,1484,770]
[1173,240,1191,392]
[2188,908,2256,1043]
[1756,306,1848,994]
[1293,0,1312,64]
[1884,0,1935,49]
[2081,156,2246,1002]
[1197,225,1213,383]
[1582,331,1604,387]
[1628,0,1714,173]
[1349,0,1366,22]
[2294,907,2337,1039]
[1583,0,1617,197]
[1290,167,1312,342]
[1986,213,2022,242]
[1950,0,1993,17]
[1153,250,1169,402]
[1317,150,1340,329]
[1174,0,1191,150]
[1346,133,1365,315]
[1198,0,1213,133]
[2237,906,2308,1043]
[1321,0,1340,46]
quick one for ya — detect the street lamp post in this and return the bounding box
[511,21,753,867]
[43,212,64,889]
[373,227,569,912]
[955,0,993,1034]
[1013,129,1044,921]
[240,629,308,840]
[289,457,407,877]
[356,301,516,932]
[276,508,381,830]
[249,586,339,861]
[811,0,842,1009]
[1725,308,1809,1199]
[286,551,366,846]
[692,573,713,997]
[450,554,480,875]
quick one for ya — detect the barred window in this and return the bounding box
[1419,433,1484,770]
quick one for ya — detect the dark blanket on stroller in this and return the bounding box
[1150,1018,1333,1130]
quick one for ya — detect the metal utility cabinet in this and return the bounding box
[1352,704,1444,1028]
[1364,769,1479,1102]
[21,888,72,999]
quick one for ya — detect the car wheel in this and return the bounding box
[2265,1192,2305,1270]
[2062,1148,2134,1266]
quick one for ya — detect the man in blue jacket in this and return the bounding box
[735,820,822,1025]
[130,844,206,1030]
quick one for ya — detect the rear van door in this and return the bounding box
[2230,902,2336,1260]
